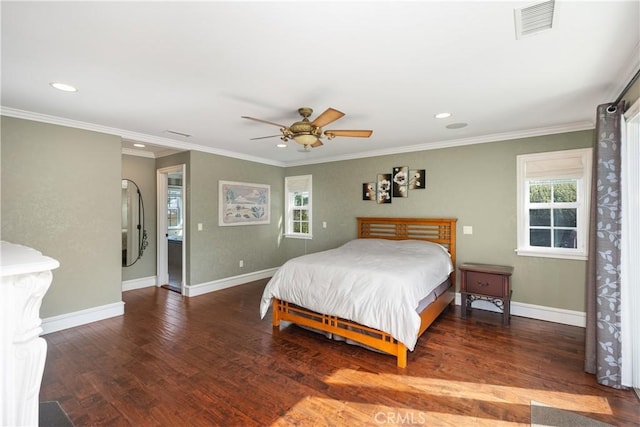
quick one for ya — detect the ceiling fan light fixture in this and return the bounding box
[292,133,318,146]
[241,106,372,150]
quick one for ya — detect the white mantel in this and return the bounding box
[1,241,60,427]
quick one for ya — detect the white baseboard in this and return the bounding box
[41,301,125,335]
[122,275,157,292]
[455,293,585,327]
[41,269,274,334]
[185,268,277,297]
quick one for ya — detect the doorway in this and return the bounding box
[157,165,186,294]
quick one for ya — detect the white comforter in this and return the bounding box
[259,238,453,351]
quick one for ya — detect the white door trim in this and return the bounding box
[157,164,186,292]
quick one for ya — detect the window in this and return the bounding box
[167,186,182,228]
[285,175,312,239]
[167,185,183,239]
[516,148,592,260]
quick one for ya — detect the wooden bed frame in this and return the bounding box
[271,217,457,368]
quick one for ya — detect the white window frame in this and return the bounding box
[621,98,639,392]
[284,175,312,239]
[167,186,183,230]
[516,148,592,260]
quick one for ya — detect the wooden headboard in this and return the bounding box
[357,217,457,267]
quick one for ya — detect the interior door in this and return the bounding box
[157,164,186,294]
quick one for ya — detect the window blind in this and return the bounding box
[524,149,591,180]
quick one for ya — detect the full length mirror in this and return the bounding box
[122,179,148,267]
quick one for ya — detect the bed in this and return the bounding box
[260,217,457,368]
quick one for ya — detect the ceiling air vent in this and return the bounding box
[164,130,191,138]
[514,0,555,39]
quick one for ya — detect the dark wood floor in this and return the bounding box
[40,279,639,426]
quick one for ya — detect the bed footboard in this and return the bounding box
[271,282,454,368]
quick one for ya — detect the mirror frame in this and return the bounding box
[122,179,148,267]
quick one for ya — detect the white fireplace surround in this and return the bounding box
[1,241,59,427]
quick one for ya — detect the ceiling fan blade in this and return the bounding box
[241,116,288,128]
[311,140,324,148]
[250,135,281,140]
[324,130,373,138]
[311,108,345,127]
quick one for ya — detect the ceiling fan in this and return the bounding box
[241,107,373,149]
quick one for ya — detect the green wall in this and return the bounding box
[0,114,595,320]
[187,151,286,284]
[122,154,157,281]
[155,151,286,285]
[286,130,595,312]
[1,117,122,317]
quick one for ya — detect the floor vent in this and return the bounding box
[514,0,555,39]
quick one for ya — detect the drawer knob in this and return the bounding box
[477,281,490,287]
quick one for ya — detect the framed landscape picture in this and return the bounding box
[219,181,270,226]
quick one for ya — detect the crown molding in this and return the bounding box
[121,140,182,159]
[604,42,640,104]
[122,147,155,159]
[0,107,286,167]
[2,106,593,169]
[284,120,595,167]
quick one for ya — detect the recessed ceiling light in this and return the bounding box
[133,143,146,148]
[446,122,468,129]
[276,142,287,148]
[49,82,78,92]
[434,112,451,119]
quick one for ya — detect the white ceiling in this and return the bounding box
[2,1,639,166]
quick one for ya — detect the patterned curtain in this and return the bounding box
[585,101,625,389]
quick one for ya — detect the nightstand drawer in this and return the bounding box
[465,271,505,297]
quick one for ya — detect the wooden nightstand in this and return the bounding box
[459,263,513,326]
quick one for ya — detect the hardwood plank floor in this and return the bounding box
[40,279,640,426]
